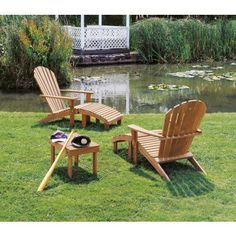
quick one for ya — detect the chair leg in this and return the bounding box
[153,163,171,181]
[113,142,118,153]
[188,157,206,174]
[82,114,87,128]
[128,141,132,161]
[40,113,56,123]
[92,152,98,176]
[131,130,138,165]
[104,123,110,129]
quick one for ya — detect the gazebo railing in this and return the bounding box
[64,25,129,51]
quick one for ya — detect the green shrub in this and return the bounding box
[0,16,72,91]
[131,18,236,63]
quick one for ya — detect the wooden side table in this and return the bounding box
[49,134,99,178]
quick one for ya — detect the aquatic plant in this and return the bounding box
[167,68,236,82]
[131,18,236,63]
[148,83,190,91]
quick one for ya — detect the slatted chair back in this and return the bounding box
[34,66,66,113]
[159,100,206,158]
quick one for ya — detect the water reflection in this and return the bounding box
[71,74,130,114]
[72,62,236,113]
[0,62,236,113]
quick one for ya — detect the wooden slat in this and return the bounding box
[79,105,122,124]
[48,68,66,110]
[46,68,61,111]
[39,67,59,111]
[156,151,193,163]
[105,113,122,120]
[105,116,121,122]
[163,105,180,157]
[34,69,57,112]
[159,108,172,157]
[34,66,66,112]
[97,110,117,116]
[97,108,119,116]
[182,100,206,154]
[165,101,186,157]
[179,101,201,154]
[172,101,194,155]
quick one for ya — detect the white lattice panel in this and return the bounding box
[64,26,129,50]
[64,26,81,49]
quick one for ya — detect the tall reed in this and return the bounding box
[131,18,236,63]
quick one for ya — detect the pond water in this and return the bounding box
[0,62,236,114]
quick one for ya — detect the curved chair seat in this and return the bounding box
[78,103,123,129]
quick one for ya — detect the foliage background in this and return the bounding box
[0,15,72,91]
[130,18,236,63]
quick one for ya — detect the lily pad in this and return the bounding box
[211,66,224,70]
[168,70,212,78]
[203,77,214,82]
[148,83,190,91]
[202,73,236,82]
[74,76,105,83]
[168,69,236,82]
[192,65,209,68]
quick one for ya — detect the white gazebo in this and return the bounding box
[61,15,130,52]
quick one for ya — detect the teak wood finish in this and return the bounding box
[49,133,99,178]
[34,66,123,128]
[112,100,207,181]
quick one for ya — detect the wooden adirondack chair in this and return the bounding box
[112,100,207,181]
[34,66,123,128]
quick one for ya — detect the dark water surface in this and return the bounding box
[1,62,236,114]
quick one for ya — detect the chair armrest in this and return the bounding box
[60,89,93,102]
[40,94,78,101]
[60,89,94,95]
[128,124,164,139]
[128,124,202,140]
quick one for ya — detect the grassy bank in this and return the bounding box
[0,112,236,221]
[131,18,236,63]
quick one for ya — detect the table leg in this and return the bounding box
[128,141,132,161]
[92,152,97,175]
[86,115,91,124]
[74,156,79,167]
[50,145,55,165]
[68,155,73,178]
[82,114,87,128]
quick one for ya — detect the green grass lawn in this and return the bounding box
[0,111,236,221]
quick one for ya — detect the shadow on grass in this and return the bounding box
[117,150,215,197]
[164,162,214,197]
[116,148,132,163]
[47,166,100,187]
[31,118,119,132]
[116,148,159,182]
